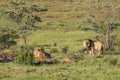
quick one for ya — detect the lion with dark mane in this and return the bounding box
[83,39,104,55]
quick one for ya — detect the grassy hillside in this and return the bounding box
[1,0,120,31]
[0,0,120,80]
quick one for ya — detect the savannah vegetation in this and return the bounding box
[0,0,120,80]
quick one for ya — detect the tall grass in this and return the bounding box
[0,55,120,80]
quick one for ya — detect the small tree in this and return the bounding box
[84,0,119,50]
[1,0,42,49]
[15,50,34,65]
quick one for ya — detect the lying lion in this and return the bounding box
[33,49,51,60]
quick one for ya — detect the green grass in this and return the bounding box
[0,54,120,80]
[0,0,120,80]
[24,30,97,52]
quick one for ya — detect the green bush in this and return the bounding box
[109,58,118,66]
[62,46,68,54]
[50,42,58,53]
[15,50,34,65]
[59,23,64,26]
[50,47,58,53]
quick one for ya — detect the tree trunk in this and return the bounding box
[22,34,28,49]
[106,26,110,50]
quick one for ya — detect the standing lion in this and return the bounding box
[83,39,104,55]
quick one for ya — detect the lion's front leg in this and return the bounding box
[98,49,101,55]
[90,47,94,55]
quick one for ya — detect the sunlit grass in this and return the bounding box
[25,30,96,52]
[0,0,120,80]
[0,55,120,80]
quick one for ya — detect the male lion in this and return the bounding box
[83,39,104,55]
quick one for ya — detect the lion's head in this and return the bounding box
[83,39,93,48]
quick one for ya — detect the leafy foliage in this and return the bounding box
[50,48,58,53]
[62,46,68,54]
[50,42,58,53]
[0,0,42,48]
[0,27,18,52]
[83,0,119,50]
[108,58,118,66]
[15,50,34,65]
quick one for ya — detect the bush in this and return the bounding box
[50,42,58,53]
[40,46,45,51]
[62,46,68,54]
[58,23,64,26]
[109,58,118,66]
[15,50,34,65]
[50,48,58,53]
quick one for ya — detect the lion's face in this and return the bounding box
[83,39,90,47]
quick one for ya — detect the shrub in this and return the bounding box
[62,47,68,54]
[42,21,51,26]
[50,42,58,53]
[59,23,64,26]
[50,47,58,53]
[15,50,34,65]
[52,42,57,46]
[40,46,45,51]
[109,58,118,66]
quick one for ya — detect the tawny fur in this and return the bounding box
[33,49,51,60]
[83,39,104,55]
